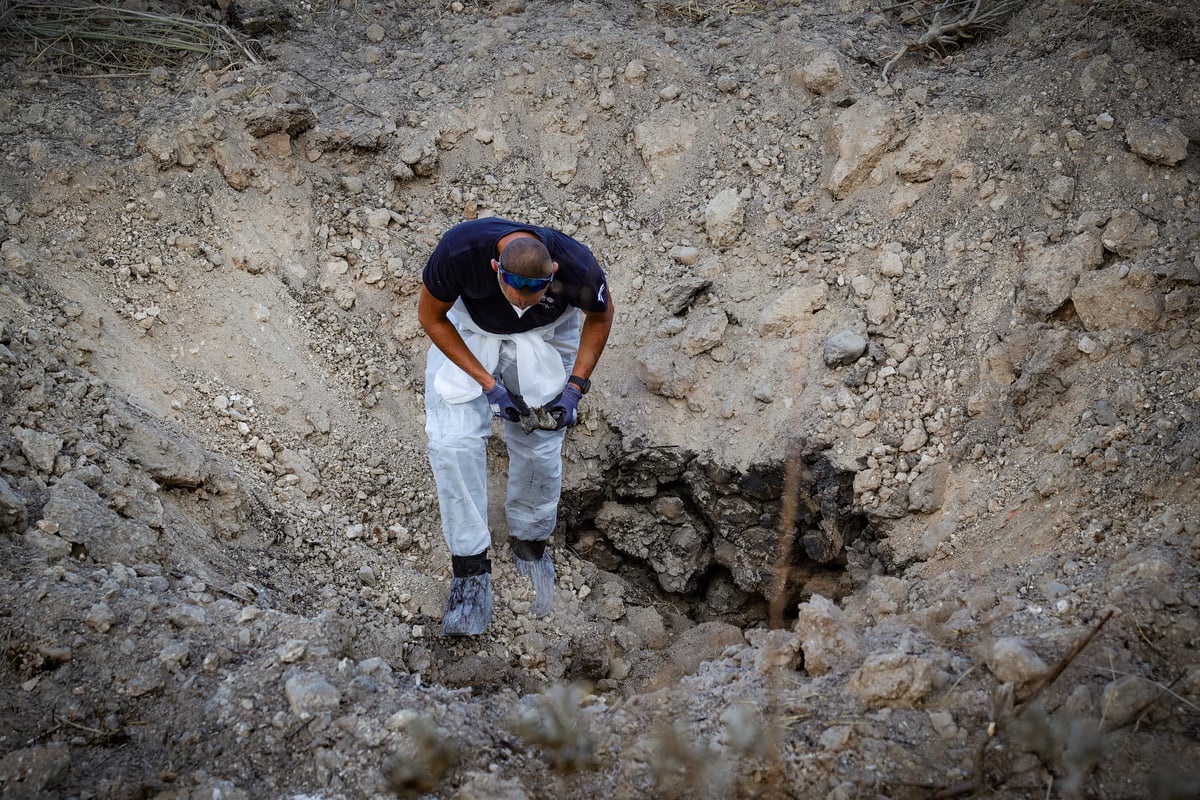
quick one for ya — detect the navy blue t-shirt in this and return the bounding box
[423,218,609,334]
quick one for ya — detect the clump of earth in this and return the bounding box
[1,0,1198,797]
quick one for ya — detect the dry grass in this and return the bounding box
[0,1,259,76]
[655,0,764,22]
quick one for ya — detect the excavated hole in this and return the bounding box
[561,441,871,627]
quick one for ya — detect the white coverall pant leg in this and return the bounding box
[424,311,581,558]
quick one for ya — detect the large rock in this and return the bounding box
[795,50,843,95]
[633,111,700,181]
[988,637,1048,685]
[1072,266,1163,331]
[1101,209,1159,257]
[594,501,711,593]
[213,137,260,191]
[122,422,209,488]
[793,594,862,675]
[822,331,867,367]
[0,743,70,795]
[704,188,745,248]
[0,476,26,532]
[757,282,829,337]
[680,306,728,356]
[2,239,35,277]
[895,114,959,183]
[241,103,317,138]
[284,671,342,718]
[13,426,62,473]
[1125,118,1189,166]
[40,478,159,563]
[828,98,896,199]
[657,275,712,316]
[1100,674,1161,728]
[848,650,940,708]
[635,341,699,399]
[1019,231,1104,318]
[907,461,949,514]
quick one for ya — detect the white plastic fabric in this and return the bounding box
[432,301,567,408]
[425,305,581,558]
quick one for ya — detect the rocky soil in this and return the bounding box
[1,0,1198,797]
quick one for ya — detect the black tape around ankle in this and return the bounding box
[451,550,492,577]
[510,538,547,562]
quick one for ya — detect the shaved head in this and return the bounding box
[499,237,553,278]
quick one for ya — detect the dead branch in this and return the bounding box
[882,0,1027,83]
[1014,609,1113,711]
[932,609,1114,798]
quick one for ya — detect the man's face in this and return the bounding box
[492,259,557,310]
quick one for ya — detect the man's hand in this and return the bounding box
[547,384,583,429]
[484,381,529,421]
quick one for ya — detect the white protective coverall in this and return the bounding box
[424,300,582,558]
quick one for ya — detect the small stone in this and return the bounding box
[823,331,867,367]
[704,188,745,248]
[798,51,843,95]
[1100,674,1159,728]
[285,671,341,717]
[85,603,116,633]
[988,637,1047,684]
[2,239,35,278]
[879,250,904,277]
[899,423,928,453]
[366,208,392,228]
[668,245,700,265]
[278,639,308,663]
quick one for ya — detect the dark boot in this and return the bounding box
[442,551,493,636]
[511,538,555,617]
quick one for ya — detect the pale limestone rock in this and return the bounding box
[1019,231,1104,318]
[680,306,728,356]
[13,427,62,473]
[828,98,896,199]
[285,671,341,717]
[798,50,843,95]
[988,637,1048,684]
[704,188,745,248]
[793,594,862,675]
[1101,209,1159,257]
[633,112,699,182]
[1072,266,1163,331]
[757,282,829,336]
[848,650,939,707]
[1125,118,1189,165]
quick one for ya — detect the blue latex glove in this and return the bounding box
[484,381,529,421]
[547,384,583,430]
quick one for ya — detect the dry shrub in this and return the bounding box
[881,0,1028,80]
[1081,0,1200,60]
